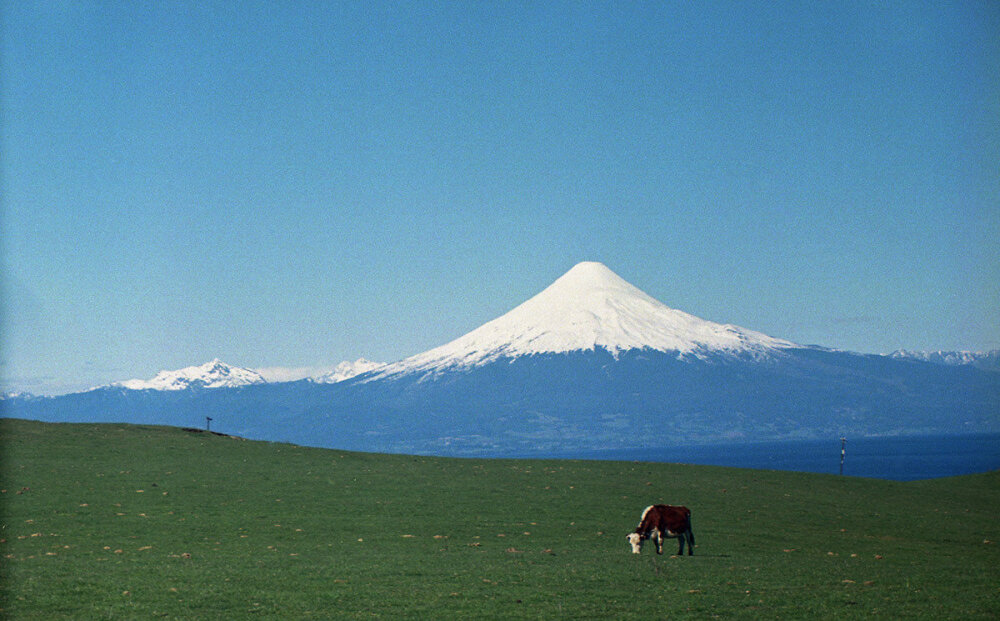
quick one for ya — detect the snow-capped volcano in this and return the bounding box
[377,262,796,377]
[109,359,266,391]
[7,262,997,455]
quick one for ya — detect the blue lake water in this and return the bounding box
[544,433,1000,481]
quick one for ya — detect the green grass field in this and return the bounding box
[1,418,998,619]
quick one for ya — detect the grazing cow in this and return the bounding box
[626,504,695,555]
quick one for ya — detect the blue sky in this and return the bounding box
[3,1,998,394]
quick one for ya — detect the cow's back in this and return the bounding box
[654,504,691,534]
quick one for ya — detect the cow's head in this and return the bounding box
[626,532,643,554]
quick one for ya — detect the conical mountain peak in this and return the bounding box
[537,261,653,304]
[553,261,632,287]
[378,263,796,377]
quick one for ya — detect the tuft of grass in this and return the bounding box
[1,418,998,619]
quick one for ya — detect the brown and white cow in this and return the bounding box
[626,504,695,555]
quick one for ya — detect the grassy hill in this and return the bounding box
[1,418,997,619]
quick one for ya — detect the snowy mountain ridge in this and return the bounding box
[107,359,267,391]
[314,358,387,383]
[99,357,387,392]
[887,349,1000,370]
[374,261,797,379]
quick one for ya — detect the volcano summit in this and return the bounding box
[377,262,795,379]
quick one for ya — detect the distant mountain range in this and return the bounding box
[887,350,1000,371]
[313,358,386,384]
[99,357,385,392]
[3,262,998,456]
[107,359,267,391]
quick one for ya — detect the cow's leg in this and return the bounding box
[684,517,695,556]
[654,529,664,555]
[677,535,685,556]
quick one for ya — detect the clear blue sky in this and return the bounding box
[3,1,998,394]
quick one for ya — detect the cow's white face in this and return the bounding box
[626,532,643,554]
